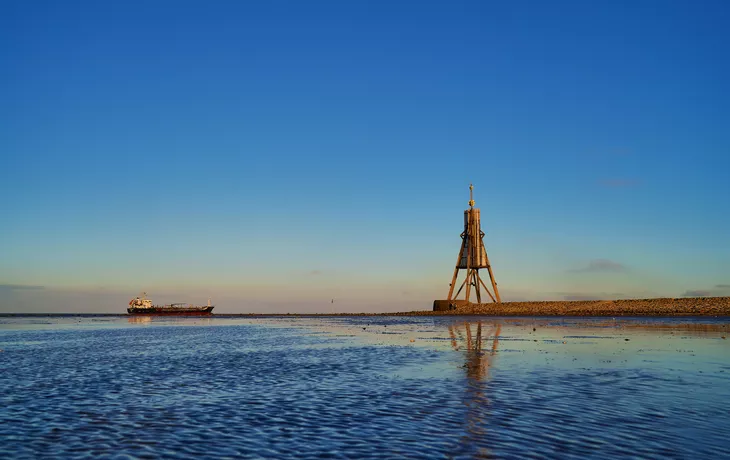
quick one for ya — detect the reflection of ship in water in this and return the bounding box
[127,315,213,326]
[127,316,152,324]
[449,321,501,457]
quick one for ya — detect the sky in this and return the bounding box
[1,0,729,313]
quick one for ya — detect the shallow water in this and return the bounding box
[1,315,729,458]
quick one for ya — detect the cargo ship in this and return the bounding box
[127,293,214,315]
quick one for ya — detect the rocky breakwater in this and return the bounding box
[426,297,730,316]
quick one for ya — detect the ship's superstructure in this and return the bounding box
[127,292,214,315]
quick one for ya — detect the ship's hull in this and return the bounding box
[127,306,214,315]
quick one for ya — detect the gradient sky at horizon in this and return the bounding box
[2,0,729,313]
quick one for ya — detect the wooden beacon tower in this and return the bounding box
[433,184,501,311]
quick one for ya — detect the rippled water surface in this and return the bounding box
[1,315,729,458]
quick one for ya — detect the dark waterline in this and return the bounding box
[1,316,728,458]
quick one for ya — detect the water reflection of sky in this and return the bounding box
[1,315,728,458]
[2,315,728,374]
[237,316,730,374]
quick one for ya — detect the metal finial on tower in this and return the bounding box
[468,183,475,208]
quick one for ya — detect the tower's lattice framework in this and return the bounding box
[445,184,501,305]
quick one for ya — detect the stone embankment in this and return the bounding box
[417,297,730,316]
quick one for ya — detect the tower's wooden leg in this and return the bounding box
[478,276,497,303]
[454,274,469,299]
[465,269,473,303]
[475,270,482,304]
[484,261,500,303]
[447,238,466,300]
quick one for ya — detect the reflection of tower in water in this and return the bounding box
[449,321,501,457]
[449,321,501,381]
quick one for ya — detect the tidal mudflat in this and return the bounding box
[1,315,728,458]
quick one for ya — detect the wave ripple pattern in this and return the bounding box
[0,317,729,458]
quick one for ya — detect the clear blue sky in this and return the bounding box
[1,0,729,312]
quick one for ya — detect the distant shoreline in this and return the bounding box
[2,297,730,317]
[418,296,730,317]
